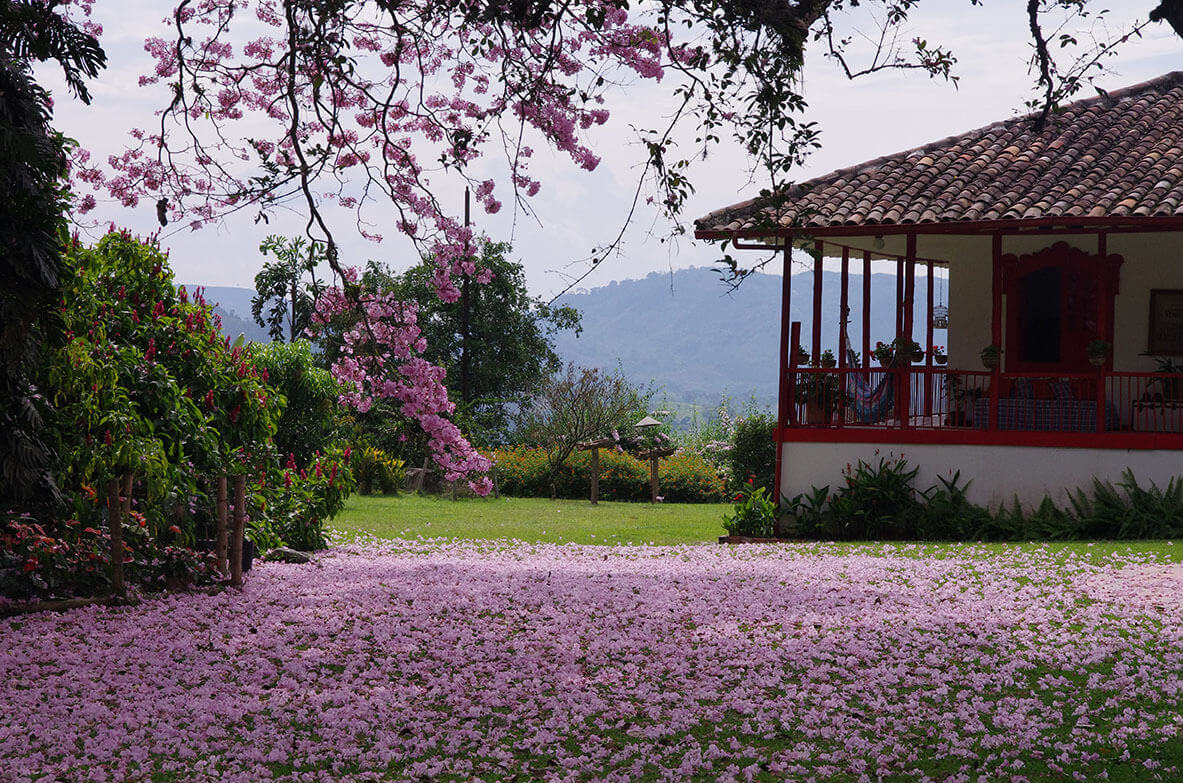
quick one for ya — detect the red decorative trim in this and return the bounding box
[773,427,1183,451]
[694,216,1183,242]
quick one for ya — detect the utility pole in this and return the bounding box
[460,187,472,405]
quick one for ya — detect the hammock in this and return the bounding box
[845,345,896,423]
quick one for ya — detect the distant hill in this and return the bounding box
[181,285,273,344]
[182,271,943,421]
[552,266,939,412]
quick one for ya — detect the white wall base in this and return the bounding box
[780,441,1183,510]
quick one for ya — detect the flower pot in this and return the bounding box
[981,357,999,371]
[934,355,947,366]
[1088,354,1106,367]
[804,401,831,425]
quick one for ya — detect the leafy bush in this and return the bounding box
[353,446,406,495]
[256,447,356,551]
[493,446,725,503]
[728,411,776,493]
[827,454,921,540]
[722,480,777,537]
[782,458,1183,542]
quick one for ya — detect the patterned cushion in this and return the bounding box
[1010,377,1034,399]
[1050,379,1074,400]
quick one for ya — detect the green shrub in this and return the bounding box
[492,446,725,503]
[353,446,406,495]
[722,481,777,537]
[784,459,1183,542]
[728,411,776,493]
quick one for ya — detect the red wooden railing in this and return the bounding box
[784,367,1183,449]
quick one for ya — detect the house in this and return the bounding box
[695,72,1183,508]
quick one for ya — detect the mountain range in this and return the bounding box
[191,265,940,415]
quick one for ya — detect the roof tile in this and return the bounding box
[696,73,1183,235]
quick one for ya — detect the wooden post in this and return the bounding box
[1097,230,1109,434]
[649,455,659,503]
[926,258,935,417]
[216,475,229,576]
[106,477,125,598]
[862,251,872,369]
[990,233,1004,431]
[773,241,794,508]
[590,447,600,505]
[577,438,613,505]
[412,456,430,493]
[639,448,676,504]
[812,240,824,365]
[230,475,245,588]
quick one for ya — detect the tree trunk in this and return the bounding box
[589,447,599,505]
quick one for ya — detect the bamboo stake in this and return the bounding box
[215,475,229,575]
[106,477,125,598]
[230,475,246,587]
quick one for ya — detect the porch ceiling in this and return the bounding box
[695,72,1183,240]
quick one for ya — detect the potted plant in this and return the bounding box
[872,341,894,366]
[819,348,837,369]
[980,344,1002,371]
[796,368,848,424]
[1087,339,1111,367]
[930,345,947,365]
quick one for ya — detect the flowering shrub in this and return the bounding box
[257,447,356,552]
[493,446,725,503]
[722,480,778,537]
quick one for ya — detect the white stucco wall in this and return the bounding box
[780,440,1183,511]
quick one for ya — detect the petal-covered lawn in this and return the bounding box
[2,541,1180,782]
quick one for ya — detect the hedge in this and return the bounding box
[492,447,726,503]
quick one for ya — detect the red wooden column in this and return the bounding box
[838,247,850,428]
[1096,231,1109,434]
[773,241,793,507]
[862,251,872,369]
[812,240,824,365]
[898,235,917,428]
[925,258,935,417]
[895,256,904,339]
[990,233,1004,431]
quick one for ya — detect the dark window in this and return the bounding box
[1019,267,1061,363]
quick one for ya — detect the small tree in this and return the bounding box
[387,240,581,445]
[514,364,649,493]
[251,235,326,343]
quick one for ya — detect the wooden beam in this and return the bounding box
[990,233,1004,431]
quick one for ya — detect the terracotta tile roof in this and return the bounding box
[695,72,1183,236]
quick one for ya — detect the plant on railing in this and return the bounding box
[819,348,837,368]
[1086,339,1111,367]
[721,479,777,538]
[1152,356,1183,400]
[872,337,923,366]
[979,344,1002,370]
[930,345,947,365]
[796,368,848,423]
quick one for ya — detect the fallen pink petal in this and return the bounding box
[2,540,1179,781]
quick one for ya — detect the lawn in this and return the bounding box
[333,493,732,545]
[3,538,1180,782]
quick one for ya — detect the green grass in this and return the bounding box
[333,494,730,545]
[331,494,1181,563]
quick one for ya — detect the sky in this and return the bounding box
[42,1,1183,299]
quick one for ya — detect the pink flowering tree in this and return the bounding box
[311,272,493,494]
